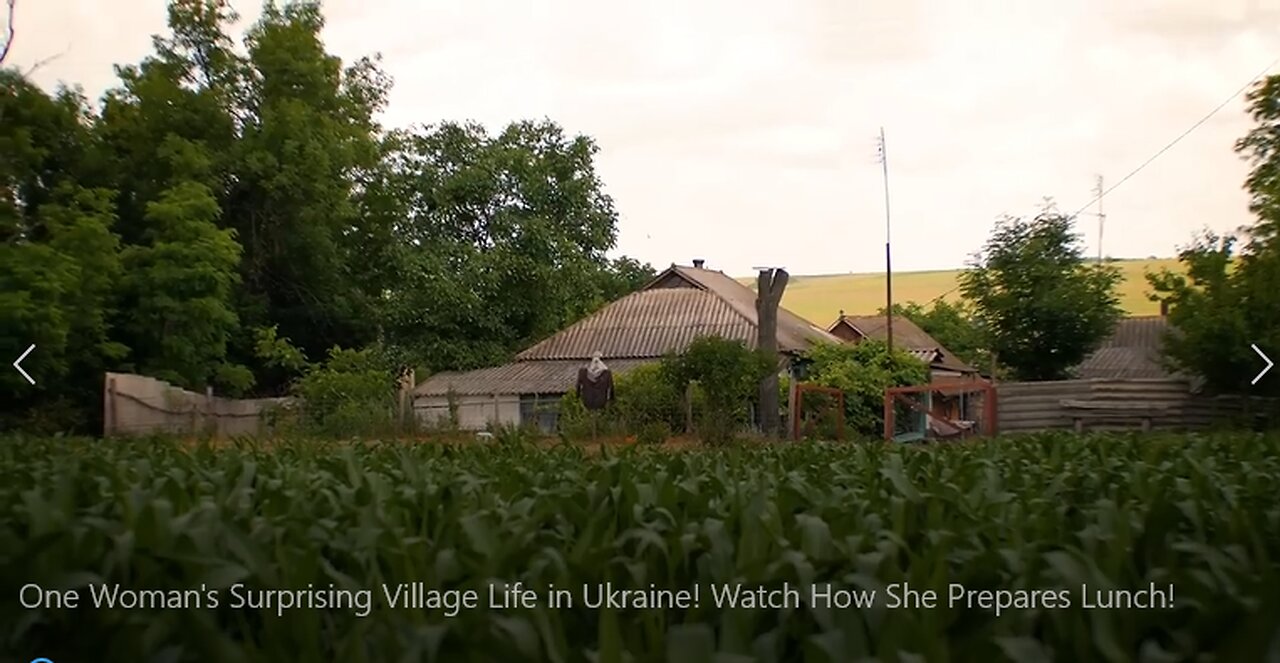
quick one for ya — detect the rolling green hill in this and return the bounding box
[739,258,1182,327]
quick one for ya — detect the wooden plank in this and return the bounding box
[1060,399,1171,412]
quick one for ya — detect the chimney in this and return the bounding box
[692,258,705,269]
[1159,299,1169,317]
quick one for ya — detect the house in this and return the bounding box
[412,260,843,431]
[1073,314,1174,379]
[826,312,980,380]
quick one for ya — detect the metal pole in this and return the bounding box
[1095,175,1105,264]
[879,127,894,353]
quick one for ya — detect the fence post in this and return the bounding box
[787,380,799,441]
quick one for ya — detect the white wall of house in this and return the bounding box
[414,394,521,430]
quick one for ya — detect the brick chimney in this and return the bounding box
[692,258,705,269]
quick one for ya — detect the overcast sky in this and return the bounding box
[12,0,1280,275]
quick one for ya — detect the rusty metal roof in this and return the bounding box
[831,315,977,373]
[517,264,841,361]
[414,358,655,397]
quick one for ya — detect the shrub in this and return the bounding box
[293,347,398,437]
[802,340,930,437]
[612,363,684,432]
[661,336,775,444]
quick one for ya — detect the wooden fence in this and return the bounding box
[103,372,296,438]
[995,378,1273,434]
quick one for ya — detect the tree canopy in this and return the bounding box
[959,204,1123,381]
[0,0,653,432]
[1147,75,1280,396]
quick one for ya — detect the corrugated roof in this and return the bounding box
[1075,316,1173,379]
[414,358,655,397]
[517,264,841,361]
[416,264,844,398]
[831,315,977,373]
[673,266,844,350]
[1096,316,1168,350]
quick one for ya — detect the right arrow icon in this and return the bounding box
[1252,344,1274,386]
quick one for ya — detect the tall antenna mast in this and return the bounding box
[1095,174,1105,264]
[877,127,894,353]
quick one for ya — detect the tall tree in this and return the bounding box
[0,71,123,430]
[1147,232,1259,393]
[227,1,390,373]
[377,120,638,372]
[119,137,246,391]
[959,203,1123,381]
[1148,76,1280,395]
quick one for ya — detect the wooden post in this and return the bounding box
[793,387,804,441]
[756,268,789,438]
[787,379,799,441]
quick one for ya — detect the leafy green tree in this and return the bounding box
[376,120,644,372]
[0,0,655,433]
[1147,76,1280,395]
[119,138,247,392]
[959,204,1123,381]
[227,1,391,367]
[660,336,775,444]
[0,71,125,429]
[802,340,929,437]
[1146,232,1261,393]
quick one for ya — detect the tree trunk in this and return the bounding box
[756,268,789,437]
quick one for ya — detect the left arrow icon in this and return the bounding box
[13,344,35,385]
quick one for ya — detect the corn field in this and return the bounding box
[2,433,1279,662]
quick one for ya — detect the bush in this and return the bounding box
[661,336,775,444]
[555,391,623,441]
[612,363,684,432]
[293,347,399,437]
[802,340,930,437]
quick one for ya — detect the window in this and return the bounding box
[519,394,559,434]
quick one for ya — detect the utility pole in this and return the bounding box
[1095,174,1105,264]
[877,127,894,353]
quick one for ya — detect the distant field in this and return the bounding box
[740,258,1182,326]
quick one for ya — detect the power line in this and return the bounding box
[1070,54,1280,218]
[918,54,1280,307]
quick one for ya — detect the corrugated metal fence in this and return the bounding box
[996,378,1273,434]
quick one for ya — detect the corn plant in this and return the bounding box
[1,432,1278,662]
